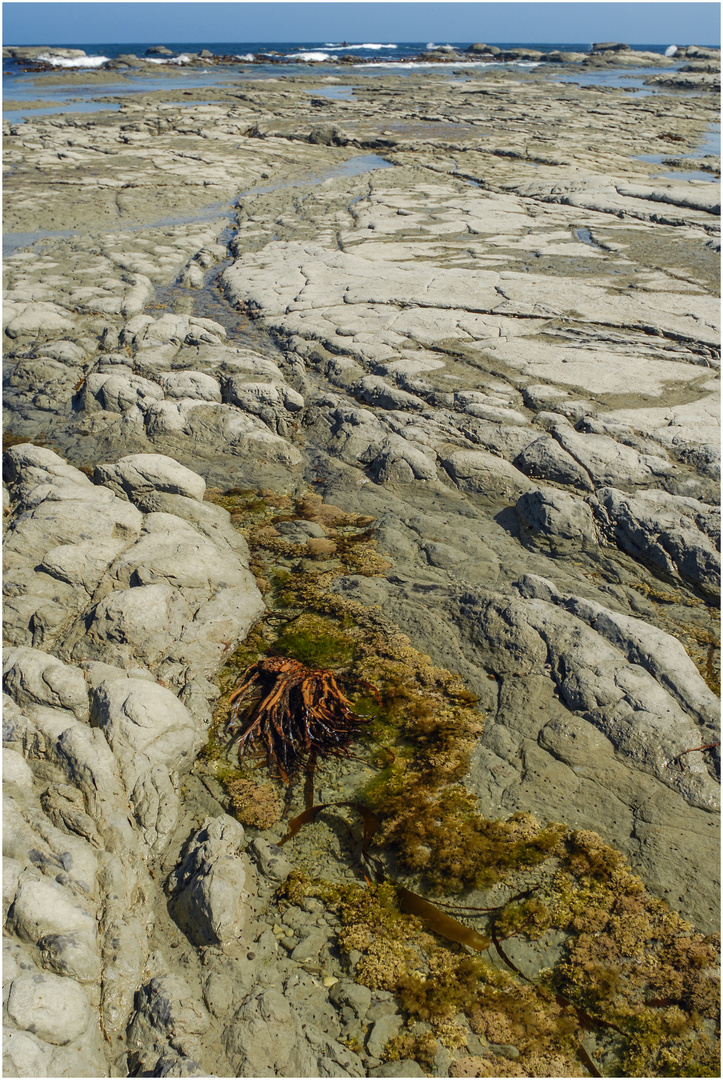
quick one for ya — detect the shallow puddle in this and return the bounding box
[304,84,354,100]
[241,153,395,197]
[555,65,681,94]
[4,100,122,123]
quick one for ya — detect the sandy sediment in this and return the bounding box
[2,61,720,1077]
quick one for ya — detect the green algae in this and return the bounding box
[271,615,357,669]
[204,484,720,1078]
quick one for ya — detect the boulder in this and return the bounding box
[516,487,599,546]
[80,372,164,414]
[169,815,253,946]
[441,449,534,500]
[158,371,222,402]
[514,434,593,491]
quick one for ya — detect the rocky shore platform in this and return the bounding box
[3,56,720,1078]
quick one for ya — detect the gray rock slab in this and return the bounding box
[95,453,206,502]
[592,486,720,595]
[441,449,534,500]
[516,487,599,546]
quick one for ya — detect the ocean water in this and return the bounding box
[3,40,695,113]
[3,40,686,92]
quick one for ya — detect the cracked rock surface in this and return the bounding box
[3,56,719,1077]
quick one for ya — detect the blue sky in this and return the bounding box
[3,2,720,46]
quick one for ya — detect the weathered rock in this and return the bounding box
[441,449,534,500]
[223,987,318,1076]
[516,487,599,546]
[592,486,720,595]
[6,971,91,1045]
[90,677,202,790]
[3,647,88,721]
[249,837,293,883]
[169,816,254,946]
[514,434,594,491]
[80,371,164,414]
[2,64,720,1075]
[9,871,99,983]
[130,764,181,853]
[127,974,211,1073]
[94,453,206,502]
[366,1013,404,1058]
[370,1060,427,1077]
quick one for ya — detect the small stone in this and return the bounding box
[323,976,338,988]
[249,837,292,883]
[366,1014,404,1059]
[370,1062,427,1078]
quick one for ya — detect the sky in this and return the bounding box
[2,1,720,46]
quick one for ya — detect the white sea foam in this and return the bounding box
[144,54,192,65]
[357,59,541,69]
[665,45,678,57]
[286,51,334,61]
[235,54,256,62]
[323,43,397,50]
[35,53,109,68]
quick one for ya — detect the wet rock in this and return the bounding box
[249,837,293,884]
[370,1062,427,1077]
[329,978,373,1018]
[366,1013,404,1058]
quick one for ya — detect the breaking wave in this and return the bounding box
[286,51,334,62]
[36,53,109,68]
[323,43,398,50]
